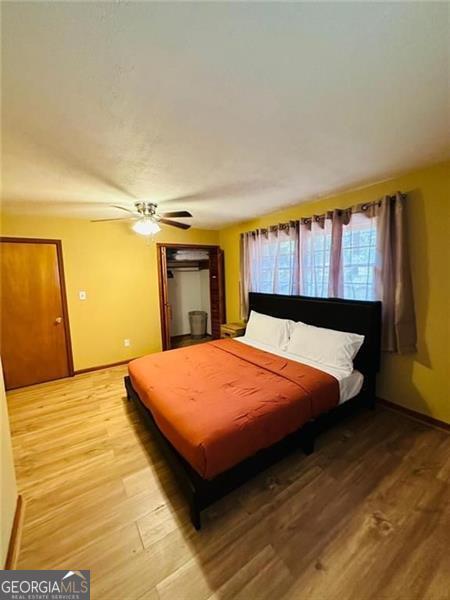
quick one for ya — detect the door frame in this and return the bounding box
[156,242,225,351]
[1,237,74,378]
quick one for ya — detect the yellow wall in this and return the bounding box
[1,360,18,566]
[219,161,450,424]
[1,161,449,423]
[1,214,219,371]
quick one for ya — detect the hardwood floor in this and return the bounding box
[7,366,450,600]
[170,334,212,349]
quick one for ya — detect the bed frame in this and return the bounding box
[124,292,381,530]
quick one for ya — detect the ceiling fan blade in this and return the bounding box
[90,217,135,222]
[158,210,192,218]
[158,218,191,230]
[110,204,138,215]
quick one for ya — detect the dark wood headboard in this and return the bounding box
[248,292,382,377]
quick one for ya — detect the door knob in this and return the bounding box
[55,317,63,324]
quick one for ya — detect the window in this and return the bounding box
[250,231,298,296]
[249,216,377,301]
[341,218,377,300]
[302,220,332,297]
[258,239,276,293]
[241,193,416,353]
[275,239,297,295]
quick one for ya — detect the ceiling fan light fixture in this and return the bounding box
[132,218,161,236]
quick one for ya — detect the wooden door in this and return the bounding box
[0,239,73,389]
[209,248,226,339]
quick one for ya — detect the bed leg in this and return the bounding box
[190,500,202,531]
[367,395,376,411]
[301,436,315,455]
[300,421,316,455]
[124,376,132,401]
[365,376,376,410]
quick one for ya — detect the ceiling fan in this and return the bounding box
[91,201,192,235]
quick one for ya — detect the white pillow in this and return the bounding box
[286,322,364,375]
[245,311,293,349]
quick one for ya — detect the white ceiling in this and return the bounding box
[1,2,449,229]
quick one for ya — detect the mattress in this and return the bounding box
[235,336,364,404]
[128,338,340,480]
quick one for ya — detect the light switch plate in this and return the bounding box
[79,291,87,300]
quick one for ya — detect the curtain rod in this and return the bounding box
[242,191,406,235]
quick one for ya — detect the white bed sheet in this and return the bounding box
[235,335,364,405]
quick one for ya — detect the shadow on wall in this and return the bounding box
[379,354,430,417]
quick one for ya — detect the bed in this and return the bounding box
[125,292,381,529]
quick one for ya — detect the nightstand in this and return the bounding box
[220,322,246,339]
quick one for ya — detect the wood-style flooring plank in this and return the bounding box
[7,365,450,600]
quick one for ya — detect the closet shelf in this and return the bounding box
[167,260,209,270]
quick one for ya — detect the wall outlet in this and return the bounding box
[79,290,87,300]
[124,339,131,347]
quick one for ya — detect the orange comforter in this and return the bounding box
[128,339,339,479]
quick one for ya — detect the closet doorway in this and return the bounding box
[157,243,225,350]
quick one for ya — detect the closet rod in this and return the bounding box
[168,268,201,272]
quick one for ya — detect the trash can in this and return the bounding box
[189,310,207,339]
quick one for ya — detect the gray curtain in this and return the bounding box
[368,193,417,353]
[239,233,251,320]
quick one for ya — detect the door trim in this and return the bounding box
[1,237,74,378]
[156,244,170,351]
[156,243,224,351]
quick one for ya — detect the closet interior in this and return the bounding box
[158,243,226,351]
[166,248,212,349]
